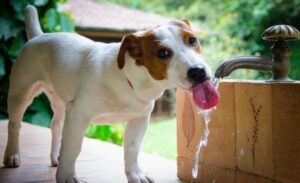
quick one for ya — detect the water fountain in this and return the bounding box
[177,25,300,182]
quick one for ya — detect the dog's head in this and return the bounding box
[117,19,212,90]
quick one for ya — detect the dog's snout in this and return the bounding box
[187,67,207,84]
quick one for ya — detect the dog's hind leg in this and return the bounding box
[3,80,42,168]
[45,89,65,167]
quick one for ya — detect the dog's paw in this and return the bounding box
[57,176,80,183]
[56,172,80,183]
[126,166,155,183]
[51,153,59,167]
[3,153,20,168]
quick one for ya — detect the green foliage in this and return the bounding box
[42,8,74,32]
[85,123,124,145]
[0,0,74,126]
[23,94,53,127]
[141,118,177,159]
[211,0,300,80]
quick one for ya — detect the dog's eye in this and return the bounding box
[157,48,172,59]
[188,37,197,46]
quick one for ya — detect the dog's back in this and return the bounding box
[12,6,103,101]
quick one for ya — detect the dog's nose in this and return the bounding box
[187,67,207,84]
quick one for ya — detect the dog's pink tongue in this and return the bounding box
[192,80,220,110]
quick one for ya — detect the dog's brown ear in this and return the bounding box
[117,34,142,69]
[182,18,191,27]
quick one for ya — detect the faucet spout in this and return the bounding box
[215,56,273,78]
[214,25,299,81]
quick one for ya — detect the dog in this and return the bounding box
[3,5,218,183]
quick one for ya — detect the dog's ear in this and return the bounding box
[117,34,142,69]
[182,18,191,27]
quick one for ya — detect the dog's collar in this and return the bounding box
[122,70,133,89]
[126,78,133,89]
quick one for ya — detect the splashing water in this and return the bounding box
[213,78,221,90]
[191,108,214,180]
[191,78,221,182]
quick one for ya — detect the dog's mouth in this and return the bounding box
[190,80,220,110]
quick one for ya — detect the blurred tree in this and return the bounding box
[210,0,300,79]
[0,0,74,126]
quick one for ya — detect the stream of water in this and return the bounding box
[191,78,221,182]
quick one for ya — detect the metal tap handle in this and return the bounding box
[262,25,300,81]
[262,25,300,41]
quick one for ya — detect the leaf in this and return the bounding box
[96,125,111,140]
[85,124,124,145]
[30,94,51,113]
[0,55,5,78]
[85,125,92,136]
[33,0,49,6]
[9,0,30,21]
[9,0,26,13]
[0,113,8,119]
[31,111,52,127]
[58,13,74,32]
[0,18,23,41]
[0,18,11,40]
[182,92,195,147]
[56,0,67,3]
[8,35,25,57]
[42,8,59,32]
[88,124,99,137]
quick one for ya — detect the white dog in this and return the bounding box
[3,5,219,183]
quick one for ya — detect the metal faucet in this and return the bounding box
[215,25,300,81]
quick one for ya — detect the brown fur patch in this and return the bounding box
[182,30,201,53]
[170,20,201,53]
[182,18,192,27]
[117,35,142,69]
[137,31,170,80]
[170,20,192,31]
[117,31,170,80]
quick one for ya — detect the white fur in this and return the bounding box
[154,24,213,90]
[3,5,212,183]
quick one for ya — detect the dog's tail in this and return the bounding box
[25,5,43,40]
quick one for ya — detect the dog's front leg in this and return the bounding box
[124,115,155,183]
[56,103,89,183]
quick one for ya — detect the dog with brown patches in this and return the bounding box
[3,5,219,183]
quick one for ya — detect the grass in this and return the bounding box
[141,117,177,160]
[84,117,178,160]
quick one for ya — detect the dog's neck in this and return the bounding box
[121,53,173,103]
